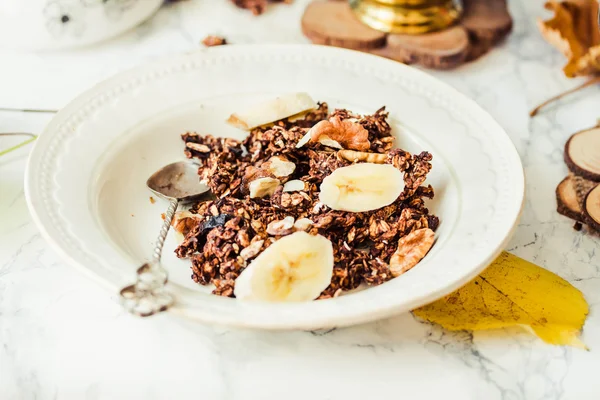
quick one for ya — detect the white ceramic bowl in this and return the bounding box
[25,45,524,329]
[0,0,163,50]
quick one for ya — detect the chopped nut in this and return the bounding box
[244,165,273,182]
[283,179,305,192]
[202,35,227,47]
[248,177,281,198]
[243,165,277,195]
[186,142,211,153]
[264,155,296,178]
[266,216,295,236]
[389,228,435,277]
[230,0,292,16]
[294,217,313,231]
[338,149,387,164]
[300,116,370,151]
[240,240,264,260]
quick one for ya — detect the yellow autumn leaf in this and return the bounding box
[538,0,600,77]
[413,251,589,348]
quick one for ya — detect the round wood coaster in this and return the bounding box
[301,1,387,50]
[301,0,513,69]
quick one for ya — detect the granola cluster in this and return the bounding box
[175,103,439,298]
[230,0,291,15]
[202,35,227,47]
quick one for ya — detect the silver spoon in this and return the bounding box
[120,161,213,317]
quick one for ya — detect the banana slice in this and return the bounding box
[227,93,317,130]
[234,231,334,302]
[319,163,404,212]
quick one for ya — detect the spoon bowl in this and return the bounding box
[146,161,211,201]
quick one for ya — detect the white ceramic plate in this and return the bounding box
[25,45,524,330]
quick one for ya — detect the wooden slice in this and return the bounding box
[301,1,387,50]
[461,0,512,44]
[572,174,598,204]
[556,176,584,222]
[301,0,512,69]
[372,26,470,69]
[583,184,600,231]
[462,0,512,61]
[564,126,600,182]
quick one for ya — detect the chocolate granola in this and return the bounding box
[175,103,439,298]
[230,0,291,15]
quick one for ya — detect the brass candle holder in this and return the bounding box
[350,0,463,34]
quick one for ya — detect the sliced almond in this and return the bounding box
[296,130,312,148]
[283,179,306,192]
[317,136,343,149]
[294,217,314,231]
[185,142,211,153]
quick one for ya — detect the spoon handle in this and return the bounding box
[153,198,178,263]
[119,198,178,317]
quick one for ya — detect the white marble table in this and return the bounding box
[2,1,600,399]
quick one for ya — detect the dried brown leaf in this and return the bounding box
[538,0,600,77]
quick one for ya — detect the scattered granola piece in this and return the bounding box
[172,210,204,236]
[230,0,291,16]
[389,228,435,277]
[176,214,234,258]
[149,196,156,204]
[202,35,227,47]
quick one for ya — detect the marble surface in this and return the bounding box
[1,1,600,399]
